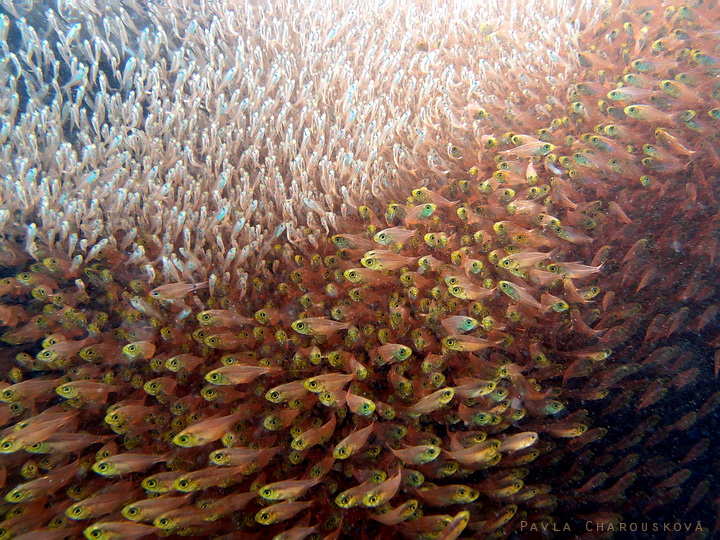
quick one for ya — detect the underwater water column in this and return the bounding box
[0,0,719,538]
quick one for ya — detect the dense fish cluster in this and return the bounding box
[0,0,719,538]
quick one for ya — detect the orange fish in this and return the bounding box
[149,280,208,300]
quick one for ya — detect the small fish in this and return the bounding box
[437,510,471,540]
[148,280,208,301]
[374,343,412,365]
[165,353,204,373]
[623,104,675,123]
[345,390,376,417]
[0,378,61,403]
[391,444,441,464]
[196,309,255,326]
[141,470,186,493]
[370,499,419,525]
[361,250,418,271]
[292,415,337,450]
[440,316,479,334]
[501,141,555,157]
[362,469,403,507]
[209,446,279,468]
[403,203,437,225]
[82,522,158,540]
[442,335,496,352]
[258,477,321,501]
[55,381,119,402]
[407,388,455,414]
[373,227,416,246]
[122,341,156,360]
[205,365,281,385]
[66,482,136,520]
[498,281,542,310]
[154,506,216,530]
[303,373,355,393]
[417,484,479,505]
[497,432,539,452]
[255,500,313,525]
[92,453,166,476]
[121,494,191,522]
[291,317,350,336]
[173,411,242,447]
[333,423,374,459]
[5,461,79,502]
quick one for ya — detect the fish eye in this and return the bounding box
[378,234,387,241]
[145,479,157,487]
[97,463,108,471]
[628,106,636,113]
[337,447,347,455]
[365,258,375,266]
[201,314,211,322]
[127,507,138,516]
[71,507,83,516]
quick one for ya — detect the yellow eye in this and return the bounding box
[378,234,387,241]
[209,373,220,382]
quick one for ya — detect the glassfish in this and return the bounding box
[370,498,419,525]
[92,453,167,476]
[173,411,242,447]
[362,468,402,507]
[121,494,191,522]
[5,461,79,502]
[333,423,374,459]
[196,309,255,326]
[258,477,322,501]
[82,522,158,540]
[205,365,281,385]
[291,317,350,336]
[66,482,137,520]
[254,500,313,525]
[148,280,208,301]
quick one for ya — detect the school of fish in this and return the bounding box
[0,0,719,538]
